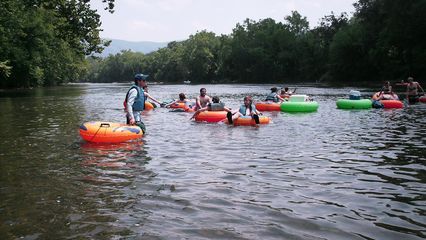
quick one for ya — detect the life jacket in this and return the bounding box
[123,85,145,111]
[208,102,225,111]
[265,92,279,102]
[239,104,256,116]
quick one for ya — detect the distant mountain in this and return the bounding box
[97,39,169,57]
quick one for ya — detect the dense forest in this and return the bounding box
[1,0,425,88]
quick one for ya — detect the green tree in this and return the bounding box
[364,0,426,79]
[309,12,349,82]
[0,0,114,88]
[284,11,310,36]
[328,20,374,83]
[182,31,221,83]
[146,41,187,83]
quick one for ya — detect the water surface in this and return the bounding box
[0,84,425,239]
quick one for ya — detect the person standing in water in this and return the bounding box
[195,88,212,110]
[406,77,424,104]
[124,74,148,133]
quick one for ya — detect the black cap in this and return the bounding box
[134,73,149,81]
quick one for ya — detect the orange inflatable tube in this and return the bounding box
[169,102,195,112]
[144,102,155,110]
[255,102,281,111]
[194,111,228,123]
[372,92,399,101]
[230,116,270,126]
[380,100,403,109]
[169,102,186,109]
[79,122,143,143]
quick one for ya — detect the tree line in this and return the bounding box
[1,0,425,88]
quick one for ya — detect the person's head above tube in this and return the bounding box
[212,96,220,103]
[270,87,278,93]
[179,93,186,101]
[243,96,253,106]
[200,88,207,96]
[407,77,414,83]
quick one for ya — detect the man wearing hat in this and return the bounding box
[124,73,148,133]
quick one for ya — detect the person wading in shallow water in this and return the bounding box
[124,73,148,134]
[406,77,425,104]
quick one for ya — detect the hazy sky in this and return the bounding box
[93,0,356,42]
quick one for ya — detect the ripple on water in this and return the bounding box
[1,84,425,239]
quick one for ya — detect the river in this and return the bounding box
[0,83,425,239]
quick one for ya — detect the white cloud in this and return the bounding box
[94,0,355,42]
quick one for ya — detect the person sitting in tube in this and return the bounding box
[164,93,191,106]
[195,88,212,111]
[376,81,399,100]
[190,96,233,121]
[265,87,285,102]
[280,87,296,100]
[228,96,261,126]
[164,93,194,110]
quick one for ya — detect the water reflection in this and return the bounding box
[73,141,158,238]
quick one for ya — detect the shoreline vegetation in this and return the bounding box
[1,0,425,89]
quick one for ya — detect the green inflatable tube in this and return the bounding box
[280,101,319,112]
[336,99,372,109]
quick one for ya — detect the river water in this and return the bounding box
[0,83,425,239]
